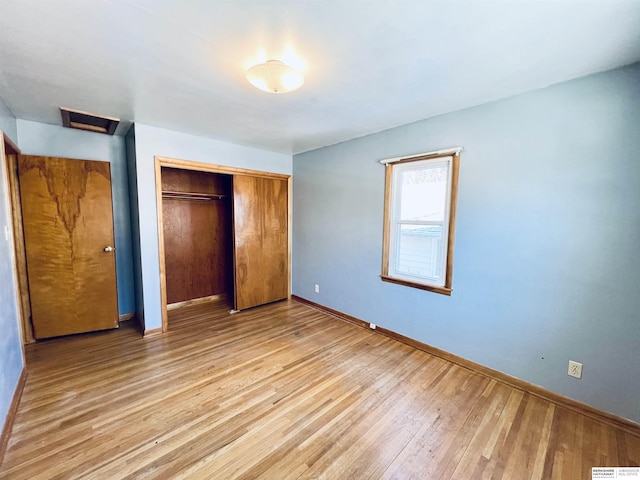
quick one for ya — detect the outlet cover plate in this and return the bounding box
[568,360,583,379]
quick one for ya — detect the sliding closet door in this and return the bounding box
[233,175,288,310]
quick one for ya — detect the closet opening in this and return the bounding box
[160,166,234,315]
[155,156,292,334]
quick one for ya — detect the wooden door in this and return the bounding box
[233,175,288,310]
[18,155,119,339]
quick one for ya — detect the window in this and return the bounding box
[381,149,461,295]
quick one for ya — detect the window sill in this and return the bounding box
[380,275,452,296]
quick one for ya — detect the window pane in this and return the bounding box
[395,224,443,281]
[399,165,448,221]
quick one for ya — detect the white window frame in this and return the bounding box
[381,148,461,295]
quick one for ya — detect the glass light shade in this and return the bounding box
[246,60,304,94]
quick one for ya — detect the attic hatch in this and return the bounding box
[60,107,119,135]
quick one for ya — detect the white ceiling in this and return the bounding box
[1,1,639,154]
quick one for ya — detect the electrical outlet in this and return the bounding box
[369,323,376,330]
[568,360,583,379]
[314,284,320,293]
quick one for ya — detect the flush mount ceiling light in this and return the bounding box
[246,60,304,94]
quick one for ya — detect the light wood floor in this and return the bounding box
[1,299,639,479]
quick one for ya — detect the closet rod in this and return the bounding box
[162,190,228,201]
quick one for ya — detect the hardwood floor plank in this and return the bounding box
[1,298,638,479]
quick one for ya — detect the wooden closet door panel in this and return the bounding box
[18,155,119,339]
[233,175,288,311]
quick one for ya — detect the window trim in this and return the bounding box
[381,151,461,295]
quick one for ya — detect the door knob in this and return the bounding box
[104,246,114,252]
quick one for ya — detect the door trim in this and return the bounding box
[1,132,32,348]
[154,156,292,333]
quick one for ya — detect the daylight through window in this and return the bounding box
[381,148,461,295]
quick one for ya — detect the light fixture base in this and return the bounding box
[246,60,304,94]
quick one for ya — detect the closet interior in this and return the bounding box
[161,167,234,308]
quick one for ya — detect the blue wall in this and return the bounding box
[130,123,292,331]
[0,98,24,436]
[292,63,640,422]
[0,99,17,143]
[125,126,144,328]
[16,120,135,315]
